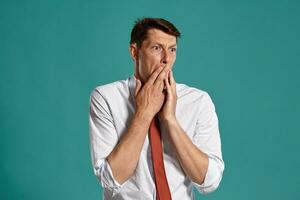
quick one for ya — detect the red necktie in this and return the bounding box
[149,115,172,200]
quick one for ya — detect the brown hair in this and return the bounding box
[130,17,181,48]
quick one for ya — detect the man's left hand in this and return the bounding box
[158,70,177,122]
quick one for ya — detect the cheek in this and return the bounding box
[138,52,161,76]
[137,58,152,79]
[145,55,160,70]
[173,58,176,65]
[171,55,176,65]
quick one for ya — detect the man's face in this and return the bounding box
[131,29,177,84]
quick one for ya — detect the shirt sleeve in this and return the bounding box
[191,92,225,194]
[89,88,128,196]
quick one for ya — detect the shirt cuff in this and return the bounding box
[192,156,224,194]
[96,159,129,196]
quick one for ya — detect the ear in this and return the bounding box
[129,43,138,62]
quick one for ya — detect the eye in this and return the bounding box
[152,45,162,51]
[170,47,177,53]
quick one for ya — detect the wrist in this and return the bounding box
[161,115,178,127]
[134,110,153,125]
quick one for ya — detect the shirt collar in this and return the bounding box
[128,74,137,101]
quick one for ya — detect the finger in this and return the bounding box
[164,71,170,88]
[165,75,171,89]
[168,70,176,92]
[169,70,176,86]
[134,78,142,97]
[164,77,172,97]
[154,67,170,90]
[145,66,164,86]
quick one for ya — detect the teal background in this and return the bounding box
[1,0,299,199]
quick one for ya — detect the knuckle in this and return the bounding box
[159,71,166,78]
[143,84,150,90]
[158,75,164,80]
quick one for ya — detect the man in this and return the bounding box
[89,18,225,199]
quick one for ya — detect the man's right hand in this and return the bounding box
[134,66,170,120]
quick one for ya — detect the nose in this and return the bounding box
[161,49,170,65]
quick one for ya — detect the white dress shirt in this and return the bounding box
[89,74,225,200]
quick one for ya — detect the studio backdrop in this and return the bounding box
[1,0,299,199]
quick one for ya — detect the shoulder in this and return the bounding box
[176,82,211,101]
[94,79,128,95]
[90,78,129,100]
[176,82,217,113]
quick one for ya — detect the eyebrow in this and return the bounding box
[153,42,177,48]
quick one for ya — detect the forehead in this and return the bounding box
[144,29,177,45]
